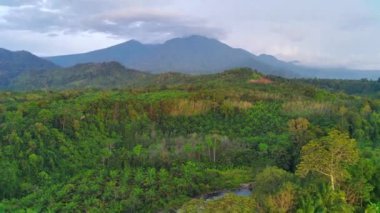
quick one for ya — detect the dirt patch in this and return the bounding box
[249,77,273,84]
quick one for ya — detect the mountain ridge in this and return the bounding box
[10,61,268,91]
[45,35,380,79]
[10,61,151,90]
[1,35,380,83]
[0,48,59,87]
[46,35,298,77]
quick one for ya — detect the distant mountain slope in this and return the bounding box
[0,48,58,86]
[11,61,151,90]
[256,53,380,79]
[46,35,380,80]
[46,35,297,77]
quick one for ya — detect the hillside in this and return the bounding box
[0,48,58,87]
[297,78,380,95]
[10,61,151,90]
[9,62,380,96]
[9,61,267,91]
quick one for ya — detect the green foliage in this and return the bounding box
[300,78,380,96]
[0,70,380,212]
[365,203,380,213]
[297,183,354,212]
[11,62,151,90]
[297,130,359,190]
[209,168,253,189]
[253,167,298,212]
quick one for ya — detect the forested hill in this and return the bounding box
[10,61,151,90]
[297,78,380,96]
[1,67,380,212]
[9,62,380,97]
[9,65,265,91]
[0,48,59,87]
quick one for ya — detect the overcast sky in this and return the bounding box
[0,0,379,69]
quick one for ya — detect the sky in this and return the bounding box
[0,0,379,69]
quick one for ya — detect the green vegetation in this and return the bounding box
[8,62,266,91]
[0,48,58,88]
[10,62,151,90]
[0,68,380,212]
[298,78,380,96]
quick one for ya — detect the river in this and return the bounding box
[202,185,252,201]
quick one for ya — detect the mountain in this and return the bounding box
[11,61,151,90]
[1,35,379,85]
[0,48,59,87]
[46,35,380,80]
[46,35,298,77]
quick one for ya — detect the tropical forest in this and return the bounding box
[1,1,380,212]
[0,67,380,212]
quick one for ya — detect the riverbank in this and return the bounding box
[200,183,253,201]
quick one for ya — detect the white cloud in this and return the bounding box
[0,0,379,69]
[0,29,125,56]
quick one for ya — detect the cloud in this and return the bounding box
[83,9,224,42]
[0,0,39,6]
[339,15,379,31]
[0,0,224,55]
[204,0,380,69]
[2,5,67,32]
[0,0,379,69]
[0,0,223,43]
[0,29,125,56]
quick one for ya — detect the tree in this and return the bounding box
[205,133,222,163]
[0,160,19,199]
[288,117,310,146]
[253,167,296,212]
[296,130,359,190]
[343,158,375,206]
[288,117,311,171]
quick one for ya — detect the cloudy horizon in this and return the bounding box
[0,0,379,69]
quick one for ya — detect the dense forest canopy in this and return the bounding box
[0,68,380,212]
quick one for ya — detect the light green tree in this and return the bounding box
[296,130,359,190]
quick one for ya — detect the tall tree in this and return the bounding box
[296,130,359,190]
[288,117,310,147]
[288,117,311,171]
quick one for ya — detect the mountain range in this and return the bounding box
[1,35,380,90]
[47,35,297,77]
[46,35,380,80]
